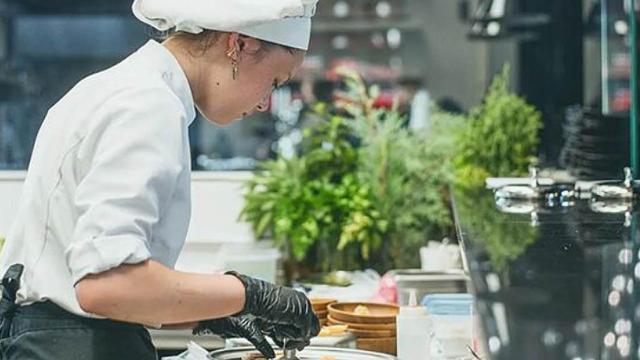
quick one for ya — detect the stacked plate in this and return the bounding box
[311,298,336,327]
[560,106,630,179]
[327,302,399,355]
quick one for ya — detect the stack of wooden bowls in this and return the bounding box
[327,302,399,355]
[310,298,336,327]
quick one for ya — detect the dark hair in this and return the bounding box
[164,30,299,59]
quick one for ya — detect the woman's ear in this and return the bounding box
[237,35,263,55]
[226,33,263,59]
[226,32,241,57]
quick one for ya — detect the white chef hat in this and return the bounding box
[132,0,318,50]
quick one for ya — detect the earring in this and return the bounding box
[226,46,240,80]
[232,60,239,80]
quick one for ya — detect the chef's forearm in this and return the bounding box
[74,260,246,325]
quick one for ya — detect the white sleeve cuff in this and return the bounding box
[66,234,152,284]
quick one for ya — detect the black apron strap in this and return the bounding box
[0,264,24,339]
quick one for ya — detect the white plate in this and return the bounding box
[209,346,396,360]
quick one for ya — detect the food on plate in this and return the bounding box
[353,304,371,315]
[318,324,349,337]
[320,356,337,360]
[241,354,262,360]
[242,351,282,360]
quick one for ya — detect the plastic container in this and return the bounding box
[396,290,433,360]
[421,294,473,316]
[422,294,474,359]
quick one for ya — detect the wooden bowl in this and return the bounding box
[327,315,396,331]
[328,302,399,324]
[314,309,328,318]
[357,336,397,355]
[348,328,397,338]
[310,298,337,311]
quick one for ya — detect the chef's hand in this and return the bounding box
[194,315,276,359]
[227,271,320,342]
[262,324,312,351]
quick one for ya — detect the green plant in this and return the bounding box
[241,68,465,273]
[241,112,386,273]
[454,65,542,188]
[338,69,463,269]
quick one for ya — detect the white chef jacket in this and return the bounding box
[0,40,196,318]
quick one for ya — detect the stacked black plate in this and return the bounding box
[560,106,630,180]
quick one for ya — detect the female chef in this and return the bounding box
[0,0,320,359]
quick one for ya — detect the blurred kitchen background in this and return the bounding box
[0,0,626,174]
[2,1,640,358]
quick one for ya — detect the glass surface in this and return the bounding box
[453,187,640,360]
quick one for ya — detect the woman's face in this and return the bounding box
[195,35,305,125]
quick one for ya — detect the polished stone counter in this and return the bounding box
[452,188,638,360]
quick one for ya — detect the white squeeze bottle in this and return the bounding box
[397,289,433,360]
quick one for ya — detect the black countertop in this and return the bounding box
[452,187,638,360]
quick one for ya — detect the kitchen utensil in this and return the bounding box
[495,198,537,214]
[495,192,576,215]
[274,339,302,360]
[209,346,397,360]
[277,348,301,360]
[468,345,482,359]
[494,169,578,203]
[591,167,636,199]
[590,199,634,214]
[494,167,578,203]
[494,167,541,199]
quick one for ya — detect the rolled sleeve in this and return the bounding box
[67,235,151,284]
[66,86,187,284]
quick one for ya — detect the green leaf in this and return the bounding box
[255,213,272,238]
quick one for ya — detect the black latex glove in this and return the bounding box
[227,271,321,343]
[194,315,276,359]
[262,323,311,351]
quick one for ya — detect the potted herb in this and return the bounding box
[454,65,543,188]
[241,69,462,278]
